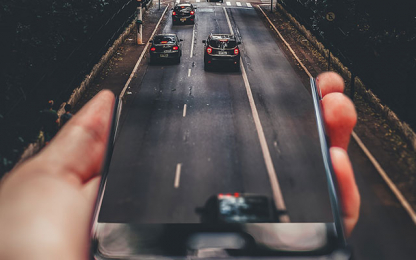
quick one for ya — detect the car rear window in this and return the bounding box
[174,5,192,11]
[153,36,176,44]
[209,39,237,48]
[218,196,272,223]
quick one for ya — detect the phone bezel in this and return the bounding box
[90,85,352,259]
[310,77,347,247]
[90,96,121,237]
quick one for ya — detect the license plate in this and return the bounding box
[180,18,186,22]
[218,51,228,55]
[160,54,168,58]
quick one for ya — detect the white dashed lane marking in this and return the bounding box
[174,163,182,188]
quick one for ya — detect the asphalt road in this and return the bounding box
[98,1,416,259]
[99,3,332,224]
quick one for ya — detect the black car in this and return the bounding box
[196,193,277,223]
[149,34,183,64]
[172,3,196,25]
[202,34,241,71]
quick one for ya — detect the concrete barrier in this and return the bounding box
[275,3,416,152]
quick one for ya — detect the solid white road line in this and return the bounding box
[223,7,233,35]
[240,60,289,223]
[247,3,252,7]
[352,132,416,224]
[190,24,196,58]
[226,2,231,6]
[223,7,289,223]
[120,6,169,98]
[188,68,192,77]
[174,163,182,188]
[258,5,416,225]
[183,104,187,117]
[236,2,242,6]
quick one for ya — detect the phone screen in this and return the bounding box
[91,79,350,259]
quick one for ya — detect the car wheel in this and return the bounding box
[176,57,181,64]
[234,62,240,71]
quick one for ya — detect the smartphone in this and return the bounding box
[90,80,351,259]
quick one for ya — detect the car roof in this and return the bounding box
[175,3,192,7]
[215,193,270,200]
[155,34,177,37]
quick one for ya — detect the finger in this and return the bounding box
[27,90,115,184]
[316,72,345,97]
[330,147,360,237]
[322,93,357,150]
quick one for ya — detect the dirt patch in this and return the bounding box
[73,4,170,112]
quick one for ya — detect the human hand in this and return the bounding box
[0,90,115,260]
[316,72,360,237]
[0,72,360,260]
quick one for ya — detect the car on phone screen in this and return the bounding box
[149,34,183,64]
[196,193,277,223]
[202,34,241,71]
[172,3,196,25]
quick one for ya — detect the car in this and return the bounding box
[207,0,224,3]
[149,34,183,64]
[196,193,278,223]
[172,3,196,25]
[202,34,241,71]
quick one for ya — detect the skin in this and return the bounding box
[0,72,360,259]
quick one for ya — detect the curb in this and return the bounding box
[120,5,169,99]
[275,3,416,152]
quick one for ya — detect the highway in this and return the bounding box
[99,2,332,224]
[97,1,416,259]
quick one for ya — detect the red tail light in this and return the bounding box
[234,48,239,55]
[150,47,156,51]
[190,11,195,15]
[172,11,176,15]
[206,47,212,54]
[173,46,179,50]
[234,193,239,197]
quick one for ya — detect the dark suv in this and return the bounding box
[172,3,195,25]
[149,34,183,64]
[202,34,241,71]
